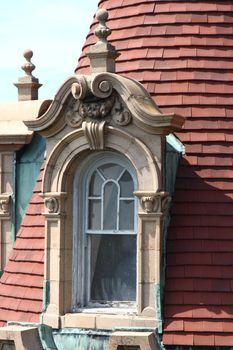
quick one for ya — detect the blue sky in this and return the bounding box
[0,0,97,102]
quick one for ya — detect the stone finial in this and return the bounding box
[21,49,36,77]
[87,8,120,73]
[94,9,112,44]
[14,49,42,101]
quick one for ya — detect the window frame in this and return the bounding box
[72,152,138,313]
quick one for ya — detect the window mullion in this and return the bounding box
[101,180,105,230]
[116,168,126,182]
[117,182,120,231]
[97,168,106,181]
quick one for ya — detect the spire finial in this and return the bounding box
[94,9,112,44]
[87,8,120,74]
[14,49,42,101]
[22,49,36,77]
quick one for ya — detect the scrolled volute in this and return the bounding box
[91,74,113,99]
[71,75,89,100]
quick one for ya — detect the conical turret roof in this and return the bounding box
[77,1,233,347]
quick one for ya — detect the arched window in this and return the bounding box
[73,153,137,311]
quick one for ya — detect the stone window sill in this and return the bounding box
[60,313,157,330]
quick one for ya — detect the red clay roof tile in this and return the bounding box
[0,167,44,325]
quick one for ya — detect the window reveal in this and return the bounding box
[86,162,137,306]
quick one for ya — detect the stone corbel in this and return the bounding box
[42,192,67,218]
[0,193,11,217]
[82,120,106,150]
[134,191,171,215]
[108,331,159,350]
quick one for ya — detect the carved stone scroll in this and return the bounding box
[82,121,106,150]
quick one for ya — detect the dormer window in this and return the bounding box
[73,153,137,311]
[24,5,184,334]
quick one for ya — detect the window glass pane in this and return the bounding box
[89,171,103,196]
[103,182,118,230]
[99,163,123,180]
[90,235,136,302]
[119,200,134,230]
[88,199,101,230]
[119,170,134,197]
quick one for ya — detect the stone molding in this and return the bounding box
[42,126,160,194]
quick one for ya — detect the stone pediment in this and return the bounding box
[24,71,183,137]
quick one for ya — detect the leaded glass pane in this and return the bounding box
[89,171,103,196]
[99,163,123,180]
[119,170,134,197]
[119,200,134,230]
[90,235,136,302]
[103,181,118,230]
[88,199,101,230]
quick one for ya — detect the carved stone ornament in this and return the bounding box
[113,98,132,126]
[79,94,115,120]
[0,194,11,216]
[82,120,106,150]
[45,197,59,214]
[135,191,171,214]
[65,100,82,128]
[141,196,159,213]
[68,74,132,129]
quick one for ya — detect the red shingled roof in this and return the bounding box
[0,167,44,326]
[77,0,233,347]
